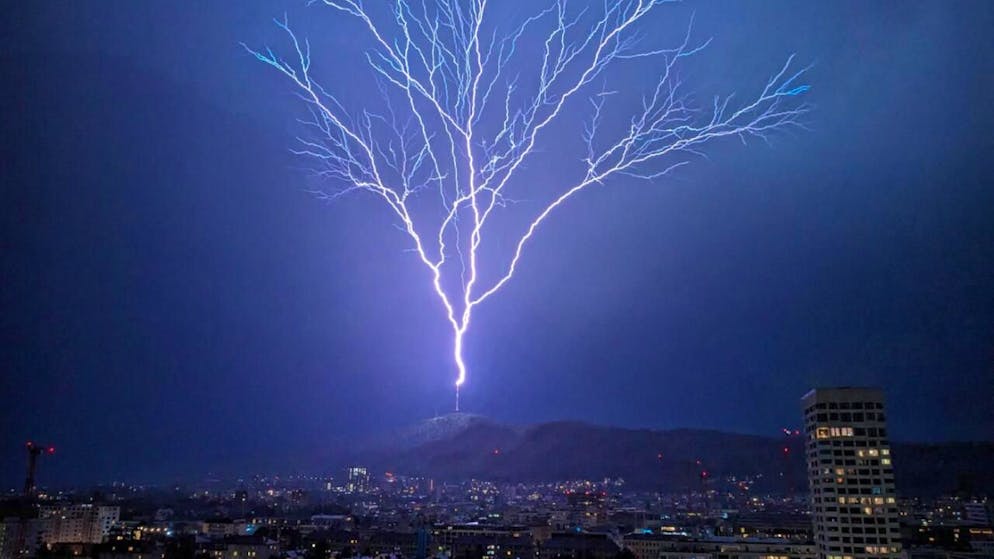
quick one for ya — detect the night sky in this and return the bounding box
[2,1,993,487]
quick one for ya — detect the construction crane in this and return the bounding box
[780,428,802,502]
[696,458,711,518]
[24,441,55,498]
[10,441,56,559]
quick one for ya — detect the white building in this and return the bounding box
[801,388,901,559]
[38,504,120,544]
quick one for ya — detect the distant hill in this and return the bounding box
[351,414,994,497]
[364,413,505,452]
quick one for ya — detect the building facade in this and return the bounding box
[37,504,120,545]
[346,467,370,494]
[801,388,901,559]
[430,524,536,559]
[623,534,816,559]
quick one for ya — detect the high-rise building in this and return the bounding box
[801,388,901,559]
[345,466,369,493]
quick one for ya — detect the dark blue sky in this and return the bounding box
[2,1,992,487]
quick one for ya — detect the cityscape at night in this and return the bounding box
[1,2,993,559]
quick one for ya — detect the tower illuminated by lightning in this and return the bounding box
[245,0,809,411]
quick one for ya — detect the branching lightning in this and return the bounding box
[244,0,810,411]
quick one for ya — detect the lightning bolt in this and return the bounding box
[244,0,810,411]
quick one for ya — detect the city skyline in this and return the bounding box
[3,0,994,489]
[1,386,990,559]
[2,385,990,491]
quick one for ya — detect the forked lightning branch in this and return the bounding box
[245,0,810,410]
